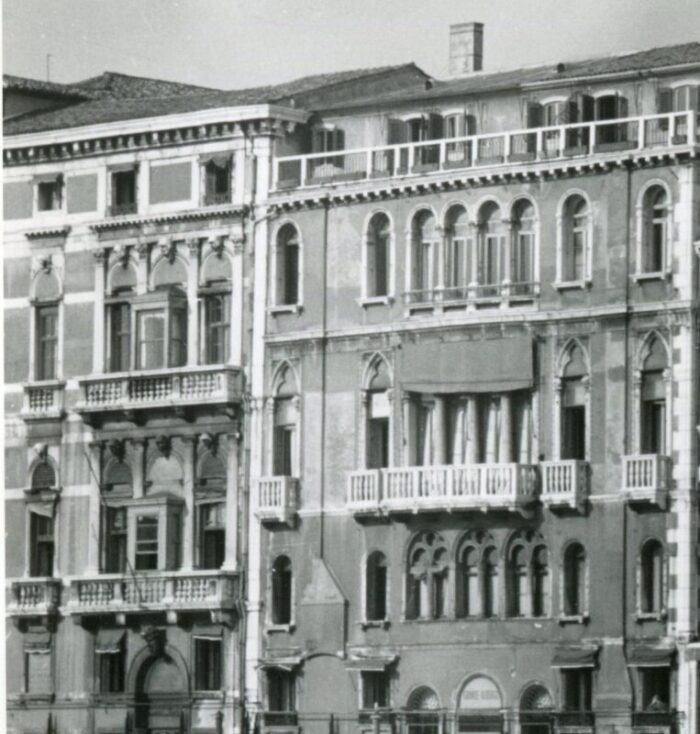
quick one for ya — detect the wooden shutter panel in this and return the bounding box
[615,94,629,119]
[688,85,700,112]
[526,102,543,129]
[658,87,673,113]
[332,129,345,151]
[388,118,408,144]
[426,113,444,140]
[465,115,477,135]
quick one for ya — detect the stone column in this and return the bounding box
[224,427,240,571]
[433,396,447,465]
[485,399,499,463]
[402,392,414,466]
[230,235,245,366]
[86,441,103,573]
[131,438,147,499]
[466,396,479,464]
[186,239,200,367]
[181,436,197,571]
[92,249,106,374]
[499,394,513,462]
[359,390,370,469]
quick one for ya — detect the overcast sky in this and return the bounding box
[4,0,700,91]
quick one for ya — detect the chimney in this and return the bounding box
[448,22,484,77]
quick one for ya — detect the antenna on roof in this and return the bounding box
[46,54,52,82]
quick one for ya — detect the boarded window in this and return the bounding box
[3,181,33,220]
[66,174,98,214]
[149,162,192,204]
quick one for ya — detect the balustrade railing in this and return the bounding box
[256,476,299,522]
[7,578,61,615]
[540,460,589,510]
[273,111,698,191]
[77,365,242,412]
[405,280,539,307]
[22,381,65,419]
[622,454,672,504]
[348,463,537,513]
[67,570,237,615]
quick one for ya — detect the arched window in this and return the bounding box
[477,202,504,295]
[271,555,293,625]
[365,357,391,470]
[512,199,536,292]
[443,204,470,298]
[106,259,136,372]
[531,545,550,617]
[482,546,499,618]
[276,224,300,306]
[272,366,299,477]
[365,551,388,622]
[33,271,61,382]
[640,540,665,615]
[410,210,438,299]
[457,546,480,617]
[640,336,668,455]
[595,93,629,145]
[520,683,554,734]
[406,686,440,734]
[31,461,56,490]
[563,542,587,616]
[561,195,589,283]
[509,545,529,617]
[365,213,391,298]
[560,343,588,461]
[406,531,448,620]
[640,187,668,274]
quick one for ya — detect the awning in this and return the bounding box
[257,655,303,672]
[401,336,533,394]
[345,653,398,671]
[627,646,675,667]
[27,500,57,519]
[95,629,125,654]
[24,631,51,653]
[551,647,598,668]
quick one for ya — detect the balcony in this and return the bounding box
[203,191,232,206]
[76,365,243,424]
[622,454,672,508]
[632,711,676,729]
[273,111,698,193]
[405,281,539,310]
[20,381,65,421]
[556,712,595,729]
[66,570,238,623]
[256,476,299,524]
[262,712,299,727]
[6,578,62,620]
[540,460,589,512]
[108,202,138,217]
[347,463,538,515]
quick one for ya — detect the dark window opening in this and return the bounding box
[111,170,137,214]
[271,556,292,625]
[36,305,58,381]
[641,540,664,614]
[563,543,586,616]
[108,303,131,372]
[267,669,296,712]
[562,669,592,711]
[30,513,54,577]
[194,637,222,691]
[98,639,126,693]
[105,507,127,574]
[199,503,225,569]
[639,667,670,711]
[134,515,159,571]
[365,551,387,621]
[37,179,62,211]
[362,671,390,709]
[204,160,232,205]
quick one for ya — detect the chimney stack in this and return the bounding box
[448,22,484,77]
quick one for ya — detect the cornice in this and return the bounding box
[25,225,71,240]
[89,205,247,232]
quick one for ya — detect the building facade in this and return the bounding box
[3,23,700,734]
[249,28,700,734]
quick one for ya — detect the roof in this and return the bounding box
[317,41,700,111]
[4,63,427,136]
[3,74,93,100]
[74,71,219,98]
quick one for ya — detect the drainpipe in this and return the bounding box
[319,199,330,559]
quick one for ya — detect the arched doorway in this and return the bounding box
[456,675,503,734]
[519,684,554,734]
[406,686,441,734]
[134,644,190,734]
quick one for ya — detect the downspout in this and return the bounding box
[319,199,330,559]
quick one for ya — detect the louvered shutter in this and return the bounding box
[526,102,543,128]
[426,113,444,140]
[658,88,673,113]
[388,118,408,144]
[688,85,700,112]
[331,129,345,151]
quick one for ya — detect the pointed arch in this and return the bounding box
[361,352,393,391]
[271,360,300,397]
[557,338,591,377]
[635,330,672,455]
[636,330,670,372]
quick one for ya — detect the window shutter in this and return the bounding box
[658,88,674,113]
[312,130,324,153]
[689,85,700,112]
[426,113,444,140]
[465,115,477,136]
[526,102,543,129]
[387,118,408,144]
[615,94,629,119]
[581,94,595,122]
[332,129,345,151]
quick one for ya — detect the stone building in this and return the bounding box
[2,66,427,734]
[249,28,700,734]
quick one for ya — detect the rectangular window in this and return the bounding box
[641,372,666,454]
[134,515,159,571]
[194,637,222,691]
[37,179,62,211]
[204,293,231,364]
[97,636,126,693]
[361,671,390,709]
[480,235,502,287]
[137,310,165,370]
[562,379,586,460]
[562,669,592,711]
[367,231,389,298]
[513,232,534,284]
[36,305,58,381]
[446,237,467,289]
[105,507,127,574]
[267,669,296,712]
[30,513,54,577]
[25,651,52,694]
[169,306,187,367]
[204,159,232,205]
[108,303,131,372]
[273,426,294,477]
[639,667,670,711]
[199,503,225,569]
[111,169,137,214]
[367,391,390,469]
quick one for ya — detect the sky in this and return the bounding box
[3,0,700,91]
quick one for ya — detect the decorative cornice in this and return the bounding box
[90,204,247,233]
[25,226,71,241]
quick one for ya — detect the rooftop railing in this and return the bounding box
[273,111,698,192]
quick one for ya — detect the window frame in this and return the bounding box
[560,541,589,621]
[193,635,223,692]
[269,555,294,629]
[637,538,667,619]
[34,174,64,214]
[29,510,55,578]
[270,223,303,313]
[364,550,389,625]
[361,211,394,305]
[360,670,391,711]
[108,165,139,216]
[555,193,593,289]
[634,183,671,280]
[96,634,126,695]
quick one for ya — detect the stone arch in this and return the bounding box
[407,684,441,710]
[362,352,393,391]
[150,253,188,290]
[106,257,138,295]
[271,360,300,397]
[31,269,61,301]
[127,641,190,695]
[456,673,504,711]
[200,249,233,285]
[637,330,670,372]
[557,338,590,377]
[519,682,554,710]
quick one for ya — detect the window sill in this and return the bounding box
[553,279,591,291]
[636,611,667,623]
[359,619,391,630]
[558,613,589,625]
[357,296,394,308]
[268,304,303,315]
[266,623,295,634]
[632,271,670,283]
[192,690,225,701]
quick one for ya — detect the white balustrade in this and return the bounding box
[540,460,589,510]
[622,454,671,506]
[8,578,61,614]
[78,365,241,413]
[256,476,299,522]
[347,470,381,511]
[273,111,698,192]
[22,382,65,419]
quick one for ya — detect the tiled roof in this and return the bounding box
[3,74,93,99]
[74,71,219,98]
[317,41,700,111]
[4,64,427,136]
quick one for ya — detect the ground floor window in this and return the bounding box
[194,637,222,691]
